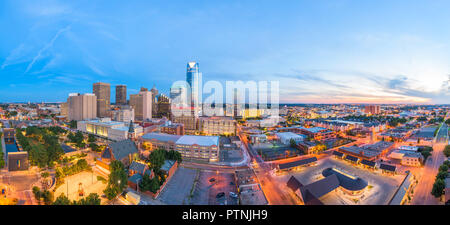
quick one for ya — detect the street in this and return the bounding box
[411,116,449,205]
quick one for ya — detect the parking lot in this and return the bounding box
[190,170,238,205]
[157,167,197,205]
[274,156,405,205]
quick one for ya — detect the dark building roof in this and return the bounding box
[286,176,303,191]
[302,190,324,205]
[108,139,138,161]
[322,168,368,191]
[285,175,329,205]
[128,173,142,184]
[360,159,376,167]
[345,155,359,162]
[380,163,396,172]
[129,161,147,174]
[300,174,340,199]
[332,151,344,157]
[278,157,318,170]
[161,160,176,172]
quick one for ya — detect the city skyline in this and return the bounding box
[1,0,450,104]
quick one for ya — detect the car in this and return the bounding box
[229,182,234,186]
[209,178,216,182]
[1,189,5,195]
[229,192,238,198]
[216,192,225,198]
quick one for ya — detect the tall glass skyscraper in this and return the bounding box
[186,62,202,116]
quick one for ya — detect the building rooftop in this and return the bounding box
[141,132,182,143]
[108,139,139,161]
[322,168,368,191]
[175,135,219,147]
[161,160,176,172]
[278,157,317,170]
[129,161,148,174]
[276,132,305,140]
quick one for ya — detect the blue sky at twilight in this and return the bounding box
[0,0,449,104]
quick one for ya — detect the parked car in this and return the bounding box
[209,178,216,182]
[229,192,238,198]
[216,192,225,198]
[229,182,234,186]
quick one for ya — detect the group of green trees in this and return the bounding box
[431,160,450,198]
[388,117,408,127]
[444,145,450,158]
[55,159,91,188]
[67,131,86,148]
[139,149,182,193]
[417,146,433,161]
[87,134,101,152]
[32,186,54,205]
[68,120,77,129]
[103,161,128,200]
[15,127,65,168]
[445,119,450,125]
[53,193,101,205]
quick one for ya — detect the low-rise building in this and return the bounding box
[97,139,139,170]
[77,118,143,141]
[139,133,220,162]
[275,132,306,145]
[199,116,236,136]
[160,122,185,135]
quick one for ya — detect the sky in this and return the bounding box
[0,0,449,104]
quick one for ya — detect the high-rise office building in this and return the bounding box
[157,93,171,118]
[116,85,127,105]
[151,85,159,117]
[67,93,97,121]
[130,88,152,122]
[186,61,202,116]
[93,82,111,117]
[60,102,68,118]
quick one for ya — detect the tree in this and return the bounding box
[88,134,97,143]
[439,164,448,173]
[436,171,447,180]
[32,186,42,204]
[89,143,100,152]
[74,131,85,148]
[69,120,77,129]
[445,119,450,125]
[444,145,450,157]
[29,144,48,168]
[149,177,161,193]
[53,193,71,205]
[103,161,128,200]
[76,193,101,205]
[431,179,445,198]
[139,174,153,192]
[165,150,182,163]
[149,149,166,170]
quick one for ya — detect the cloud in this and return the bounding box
[25,25,71,73]
[1,44,29,69]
